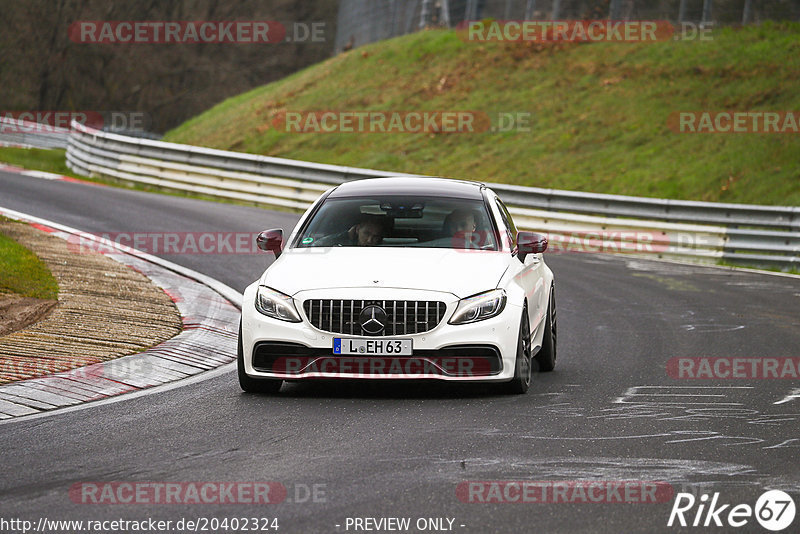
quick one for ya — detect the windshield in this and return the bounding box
[294,196,498,250]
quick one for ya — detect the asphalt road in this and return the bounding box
[1,170,799,534]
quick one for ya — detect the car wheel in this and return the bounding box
[534,284,557,372]
[237,320,282,394]
[504,307,532,394]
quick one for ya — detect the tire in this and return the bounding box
[237,320,282,394]
[534,285,557,372]
[503,307,532,394]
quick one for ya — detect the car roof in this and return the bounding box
[327,177,486,200]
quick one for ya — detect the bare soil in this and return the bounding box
[0,293,57,336]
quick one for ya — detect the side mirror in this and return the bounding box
[257,229,283,258]
[517,231,547,262]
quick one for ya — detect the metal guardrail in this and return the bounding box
[492,184,799,231]
[0,116,70,149]
[6,119,785,271]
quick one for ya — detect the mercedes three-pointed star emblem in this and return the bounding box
[359,305,387,334]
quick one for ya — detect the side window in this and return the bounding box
[494,198,517,250]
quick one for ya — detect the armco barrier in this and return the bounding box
[10,119,791,271]
[0,116,70,149]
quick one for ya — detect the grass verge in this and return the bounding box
[0,219,59,300]
[0,147,81,179]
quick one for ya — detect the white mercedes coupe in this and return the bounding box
[238,177,556,394]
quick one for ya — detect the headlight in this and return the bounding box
[449,289,506,325]
[255,286,302,322]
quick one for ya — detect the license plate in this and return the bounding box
[333,338,413,356]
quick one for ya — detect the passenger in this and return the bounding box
[316,215,389,246]
[443,208,485,249]
[443,209,477,237]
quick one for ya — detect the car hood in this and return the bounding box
[261,247,509,298]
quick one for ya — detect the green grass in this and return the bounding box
[0,147,83,179]
[0,220,59,300]
[165,22,800,206]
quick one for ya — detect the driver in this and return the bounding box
[316,215,389,246]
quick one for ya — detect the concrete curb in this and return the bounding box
[0,207,243,420]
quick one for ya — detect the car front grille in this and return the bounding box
[302,299,447,336]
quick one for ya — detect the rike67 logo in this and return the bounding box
[668,490,796,531]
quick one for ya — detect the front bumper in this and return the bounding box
[240,283,521,382]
